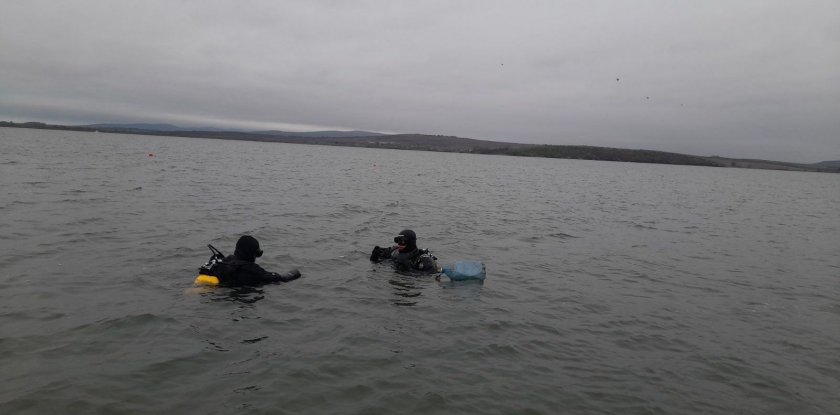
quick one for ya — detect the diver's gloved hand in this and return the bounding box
[285,268,301,281]
[272,268,301,282]
[370,246,391,262]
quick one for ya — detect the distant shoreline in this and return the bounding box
[2,121,838,173]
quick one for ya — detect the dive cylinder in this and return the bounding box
[442,261,486,281]
[195,244,224,286]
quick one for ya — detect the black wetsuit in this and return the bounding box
[370,229,439,274]
[211,255,301,286]
[370,245,439,274]
[207,236,301,286]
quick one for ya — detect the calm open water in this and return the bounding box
[1,127,839,414]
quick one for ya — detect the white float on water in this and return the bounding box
[441,261,486,281]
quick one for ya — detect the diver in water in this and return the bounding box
[207,235,301,286]
[370,229,440,274]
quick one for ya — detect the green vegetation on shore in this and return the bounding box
[2,121,837,173]
[474,145,718,167]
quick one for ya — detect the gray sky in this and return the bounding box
[1,0,838,162]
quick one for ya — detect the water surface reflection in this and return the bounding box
[387,275,424,307]
[204,286,266,305]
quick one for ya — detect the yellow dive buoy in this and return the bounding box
[195,274,220,286]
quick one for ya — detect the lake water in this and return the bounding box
[1,127,839,414]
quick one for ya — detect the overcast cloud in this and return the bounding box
[1,0,838,162]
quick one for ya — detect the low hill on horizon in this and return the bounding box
[2,120,838,173]
[813,160,840,168]
[82,123,234,132]
[253,130,386,138]
[79,123,384,137]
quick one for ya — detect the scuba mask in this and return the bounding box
[394,235,408,245]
